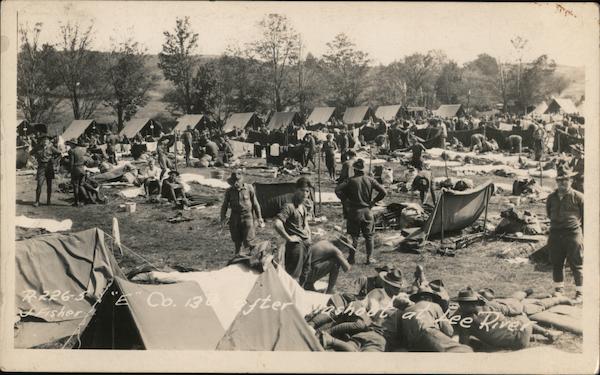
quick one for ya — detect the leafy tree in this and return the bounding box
[158,17,199,114]
[105,39,158,130]
[17,23,62,124]
[321,33,370,109]
[400,51,446,107]
[517,55,557,113]
[253,13,300,111]
[55,21,109,119]
[435,61,463,104]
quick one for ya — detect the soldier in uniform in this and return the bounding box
[546,164,584,303]
[69,140,90,207]
[569,144,584,193]
[221,170,264,255]
[30,135,61,207]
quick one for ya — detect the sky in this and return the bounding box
[13,1,596,67]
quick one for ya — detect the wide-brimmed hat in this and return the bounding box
[352,158,365,171]
[455,287,485,304]
[375,263,396,274]
[379,269,404,289]
[168,170,180,176]
[409,285,440,303]
[556,164,577,180]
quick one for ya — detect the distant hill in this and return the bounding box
[37,57,586,136]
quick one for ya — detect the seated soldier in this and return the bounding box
[141,158,162,199]
[400,286,473,352]
[303,239,352,294]
[455,287,534,351]
[79,171,106,204]
[161,170,189,206]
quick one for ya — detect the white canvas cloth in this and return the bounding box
[15,216,73,232]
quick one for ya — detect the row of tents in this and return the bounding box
[18,97,583,142]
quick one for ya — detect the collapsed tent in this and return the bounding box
[120,118,162,139]
[375,104,402,122]
[306,107,336,126]
[15,228,326,351]
[223,112,260,133]
[343,106,374,125]
[253,182,315,218]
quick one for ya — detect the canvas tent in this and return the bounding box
[306,107,336,125]
[61,119,97,141]
[254,182,316,219]
[375,104,402,122]
[15,228,326,350]
[343,106,374,125]
[545,98,578,115]
[434,104,465,118]
[223,112,260,133]
[268,112,301,129]
[528,101,548,116]
[120,118,162,139]
[402,182,495,246]
[173,114,210,133]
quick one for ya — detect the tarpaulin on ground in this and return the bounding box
[423,182,494,237]
[15,216,73,232]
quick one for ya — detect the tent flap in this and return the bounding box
[424,182,494,237]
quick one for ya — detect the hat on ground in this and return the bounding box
[555,164,577,180]
[409,285,440,303]
[379,269,404,289]
[478,288,495,301]
[352,158,365,171]
[375,263,396,274]
[296,176,313,189]
[455,287,485,304]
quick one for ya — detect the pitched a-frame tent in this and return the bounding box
[375,104,402,122]
[267,112,301,129]
[173,114,212,133]
[223,112,261,133]
[120,118,162,139]
[15,228,327,350]
[306,107,336,126]
[61,119,97,141]
[342,106,374,125]
[433,104,465,118]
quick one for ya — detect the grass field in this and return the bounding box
[15,152,583,352]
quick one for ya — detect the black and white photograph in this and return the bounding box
[1,1,598,373]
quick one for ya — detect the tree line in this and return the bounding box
[18,14,573,131]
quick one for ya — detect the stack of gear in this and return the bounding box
[374,203,428,230]
[495,207,544,235]
[512,178,543,196]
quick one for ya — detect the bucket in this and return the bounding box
[210,170,225,180]
[125,202,136,213]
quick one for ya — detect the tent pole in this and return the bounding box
[422,189,440,244]
[483,187,490,237]
[440,194,445,250]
